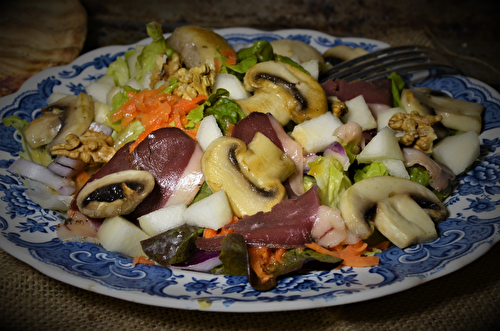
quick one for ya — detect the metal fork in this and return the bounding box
[319,45,461,83]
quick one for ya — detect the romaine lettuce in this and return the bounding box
[307,156,352,209]
[353,162,388,182]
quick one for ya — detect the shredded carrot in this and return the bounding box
[110,83,207,152]
[202,215,239,238]
[305,241,380,268]
[214,57,222,73]
[373,241,391,251]
[220,49,237,65]
[132,255,155,266]
[248,247,273,283]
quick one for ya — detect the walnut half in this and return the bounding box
[51,130,116,165]
[389,110,442,153]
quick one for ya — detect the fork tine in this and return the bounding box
[319,45,460,83]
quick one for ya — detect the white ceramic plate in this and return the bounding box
[1,28,499,312]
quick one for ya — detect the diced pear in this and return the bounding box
[183,190,233,229]
[381,159,410,179]
[376,107,405,131]
[341,95,377,131]
[97,216,150,258]
[432,130,480,175]
[357,127,404,164]
[85,75,116,104]
[138,204,187,236]
[213,73,251,99]
[94,101,111,124]
[196,115,223,151]
[291,111,343,153]
[46,92,71,105]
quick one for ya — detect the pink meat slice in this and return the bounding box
[78,127,204,220]
[321,78,393,106]
[196,186,321,251]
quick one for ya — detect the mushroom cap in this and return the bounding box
[166,25,233,70]
[339,176,447,239]
[270,39,325,63]
[236,61,328,126]
[77,170,155,219]
[201,136,292,218]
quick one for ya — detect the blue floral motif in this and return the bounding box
[325,268,361,287]
[59,52,124,79]
[465,197,498,213]
[16,218,49,233]
[185,277,219,295]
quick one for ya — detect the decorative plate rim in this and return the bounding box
[0,27,499,312]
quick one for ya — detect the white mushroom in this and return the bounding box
[339,176,448,246]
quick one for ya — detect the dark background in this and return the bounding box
[80,0,500,91]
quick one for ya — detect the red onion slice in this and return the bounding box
[323,141,350,171]
[89,122,113,136]
[8,158,76,196]
[170,250,222,272]
[48,155,86,178]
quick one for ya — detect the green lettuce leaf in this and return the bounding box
[353,162,389,182]
[388,72,405,108]
[204,88,246,132]
[307,156,352,209]
[2,115,53,167]
[134,22,174,85]
[212,233,248,276]
[249,248,343,291]
[407,164,431,187]
[237,40,274,63]
[111,119,145,149]
[107,56,130,87]
[140,225,204,266]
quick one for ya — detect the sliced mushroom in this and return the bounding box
[322,45,369,63]
[24,93,94,151]
[400,89,433,116]
[270,39,325,63]
[201,134,295,218]
[235,61,328,126]
[77,170,155,219]
[24,95,77,149]
[166,25,233,70]
[409,87,484,134]
[339,176,447,240]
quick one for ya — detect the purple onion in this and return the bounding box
[170,250,222,272]
[323,141,350,171]
[48,155,86,178]
[8,158,76,196]
[89,122,113,136]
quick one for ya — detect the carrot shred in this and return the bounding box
[305,241,380,268]
[220,49,237,65]
[132,255,155,266]
[202,215,239,238]
[110,84,207,152]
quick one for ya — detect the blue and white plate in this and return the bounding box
[1,28,499,312]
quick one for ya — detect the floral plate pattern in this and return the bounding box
[0,28,499,312]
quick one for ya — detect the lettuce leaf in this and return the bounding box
[388,72,405,108]
[407,164,431,187]
[237,40,274,63]
[140,225,204,266]
[212,233,248,276]
[307,156,352,209]
[353,162,388,182]
[204,88,246,132]
[134,22,174,85]
[2,115,53,167]
[107,56,130,87]
[111,119,145,149]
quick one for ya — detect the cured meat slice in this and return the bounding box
[196,186,321,251]
[321,78,393,106]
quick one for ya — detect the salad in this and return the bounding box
[3,22,484,291]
